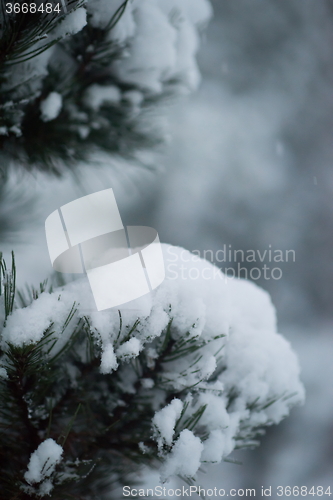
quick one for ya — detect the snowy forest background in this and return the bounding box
[1,0,333,495]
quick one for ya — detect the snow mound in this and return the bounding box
[111,0,213,93]
[24,438,63,487]
[1,244,304,481]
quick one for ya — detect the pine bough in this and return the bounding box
[0,0,212,174]
[0,246,304,499]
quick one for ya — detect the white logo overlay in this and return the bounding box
[45,189,165,311]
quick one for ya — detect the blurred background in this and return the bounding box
[1,0,332,496]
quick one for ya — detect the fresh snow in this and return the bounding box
[40,92,63,122]
[116,337,142,360]
[152,399,183,450]
[87,0,136,42]
[111,0,212,93]
[1,289,78,348]
[52,7,87,37]
[84,84,121,111]
[161,429,204,480]
[201,429,226,463]
[141,377,154,389]
[1,244,304,480]
[100,343,118,374]
[24,438,63,484]
[2,0,211,144]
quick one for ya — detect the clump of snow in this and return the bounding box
[152,398,183,450]
[161,429,204,481]
[222,277,305,421]
[9,125,22,137]
[38,479,54,496]
[146,347,159,369]
[138,305,170,344]
[138,441,150,454]
[100,343,118,374]
[111,0,213,93]
[116,337,142,360]
[192,391,229,431]
[40,92,63,122]
[1,289,78,348]
[0,243,304,481]
[201,429,225,463]
[141,377,154,389]
[84,84,121,111]
[24,438,63,484]
[113,1,176,94]
[87,0,136,42]
[52,7,87,37]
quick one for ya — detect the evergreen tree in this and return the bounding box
[0,1,304,498]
